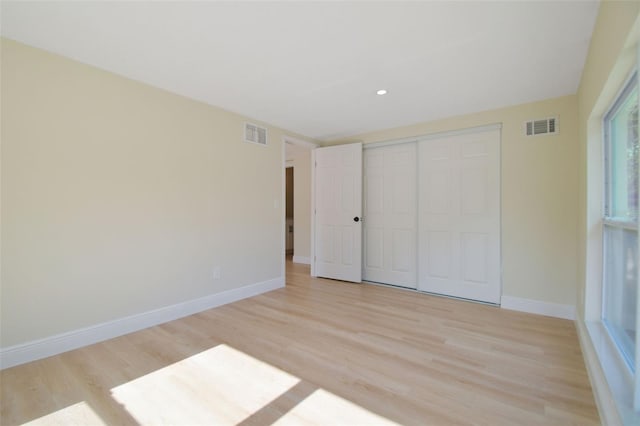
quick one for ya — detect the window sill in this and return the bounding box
[585,320,638,424]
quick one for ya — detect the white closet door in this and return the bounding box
[418,129,500,304]
[364,143,417,288]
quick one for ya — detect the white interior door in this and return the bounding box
[363,143,417,288]
[418,129,500,304]
[313,143,362,282]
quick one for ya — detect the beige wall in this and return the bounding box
[0,39,312,348]
[7,3,635,350]
[291,150,312,260]
[576,1,640,320]
[330,95,579,306]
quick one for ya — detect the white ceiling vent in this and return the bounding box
[525,117,558,136]
[244,122,268,146]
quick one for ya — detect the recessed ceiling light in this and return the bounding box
[376,89,387,95]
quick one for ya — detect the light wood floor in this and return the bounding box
[1,260,599,425]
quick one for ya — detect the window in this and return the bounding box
[603,71,639,371]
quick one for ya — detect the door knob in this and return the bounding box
[353,216,360,222]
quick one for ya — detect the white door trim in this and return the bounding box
[282,135,318,278]
[311,148,317,277]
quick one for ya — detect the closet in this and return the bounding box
[363,125,501,304]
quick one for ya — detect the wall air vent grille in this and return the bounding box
[525,117,558,136]
[244,122,268,146]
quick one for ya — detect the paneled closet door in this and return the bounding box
[418,129,501,304]
[363,143,417,288]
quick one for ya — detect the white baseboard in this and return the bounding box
[292,255,311,265]
[0,277,284,370]
[501,295,576,320]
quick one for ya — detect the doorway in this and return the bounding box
[283,136,319,273]
[285,166,294,256]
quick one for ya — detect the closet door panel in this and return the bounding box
[363,143,417,288]
[418,129,500,304]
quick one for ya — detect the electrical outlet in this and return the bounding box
[213,266,221,280]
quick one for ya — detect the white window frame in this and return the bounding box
[601,70,639,374]
[585,65,640,423]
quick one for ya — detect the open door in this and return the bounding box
[312,143,362,282]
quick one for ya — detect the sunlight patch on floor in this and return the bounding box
[273,388,400,426]
[24,401,106,426]
[110,344,300,425]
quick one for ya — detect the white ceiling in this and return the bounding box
[1,1,599,142]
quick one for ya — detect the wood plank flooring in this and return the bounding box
[1,259,599,425]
